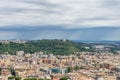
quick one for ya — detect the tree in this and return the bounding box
[15,76,21,80]
[67,67,73,72]
[38,79,44,80]
[10,66,16,76]
[8,76,21,80]
[74,65,80,71]
[60,76,68,80]
[24,78,37,80]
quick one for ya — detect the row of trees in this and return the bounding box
[24,78,50,80]
[8,76,68,80]
[8,76,51,80]
[8,76,21,80]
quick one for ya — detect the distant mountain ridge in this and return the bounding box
[0,26,120,41]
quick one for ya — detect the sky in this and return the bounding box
[0,0,120,40]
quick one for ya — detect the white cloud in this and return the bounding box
[0,0,120,28]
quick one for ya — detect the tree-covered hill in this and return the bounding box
[0,39,85,55]
[0,39,117,55]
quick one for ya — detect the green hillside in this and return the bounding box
[0,39,82,55]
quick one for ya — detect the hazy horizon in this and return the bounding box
[0,0,120,40]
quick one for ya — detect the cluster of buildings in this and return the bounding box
[0,39,26,44]
[0,51,120,80]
